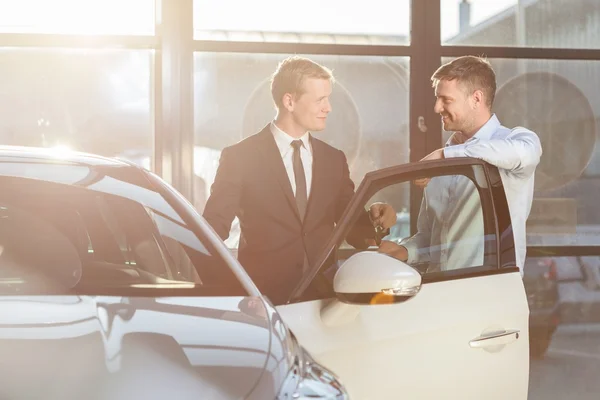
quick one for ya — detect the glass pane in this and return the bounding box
[438,58,600,247]
[193,0,410,45]
[0,48,153,169]
[391,176,487,273]
[442,0,600,48]
[0,0,155,35]
[0,167,247,295]
[193,53,410,248]
[334,167,496,277]
[525,256,600,400]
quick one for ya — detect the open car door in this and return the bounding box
[275,157,530,399]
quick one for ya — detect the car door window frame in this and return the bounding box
[287,157,518,304]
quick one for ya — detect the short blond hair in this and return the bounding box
[271,56,334,109]
[431,56,496,109]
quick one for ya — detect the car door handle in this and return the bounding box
[469,329,520,348]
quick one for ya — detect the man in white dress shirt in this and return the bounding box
[378,56,542,275]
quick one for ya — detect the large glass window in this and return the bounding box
[193,0,410,45]
[0,48,153,169]
[193,52,410,247]
[442,0,600,49]
[0,0,155,35]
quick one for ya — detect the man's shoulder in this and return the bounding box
[495,124,539,139]
[310,135,344,158]
[222,126,269,153]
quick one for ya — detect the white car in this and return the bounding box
[0,147,347,400]
[0,147,529,399]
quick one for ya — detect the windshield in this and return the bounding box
[0,163,247,296]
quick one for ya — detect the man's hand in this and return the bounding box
[369,202,397,229]
[413,177,431,188]
[412,148,445,187]
[420,148,445,162]
[377,240,408,262]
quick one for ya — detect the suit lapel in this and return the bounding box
[256,125,302,223]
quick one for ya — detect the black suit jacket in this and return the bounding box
[203,125,372,304]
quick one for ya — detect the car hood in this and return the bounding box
[0,295,280,400]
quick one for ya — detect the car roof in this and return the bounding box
[0,145,133,167]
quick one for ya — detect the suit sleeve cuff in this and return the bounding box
[443,144,468,159]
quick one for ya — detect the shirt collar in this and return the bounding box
[270,121,311,156]
[445,114,500,146]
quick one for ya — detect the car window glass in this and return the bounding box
[312,165,499,298]
[0,168,246,296]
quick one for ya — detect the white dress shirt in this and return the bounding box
[270,122,313,196]
[401,114,542,275]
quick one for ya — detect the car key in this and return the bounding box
[374,225,386,246]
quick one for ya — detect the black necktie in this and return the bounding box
[291,140,308,220]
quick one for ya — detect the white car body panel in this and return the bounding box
[277,270,529,399]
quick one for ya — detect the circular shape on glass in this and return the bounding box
[495,72,596,192]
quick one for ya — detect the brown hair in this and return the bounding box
[270,56,334,109]
[431,56,496,109]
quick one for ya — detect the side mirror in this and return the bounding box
[333,252,422,305]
